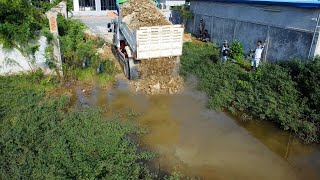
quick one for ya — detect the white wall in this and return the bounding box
[0,36,53,75]
[166,0,185,8]
[73,0,102,12]
[73,0,80,11]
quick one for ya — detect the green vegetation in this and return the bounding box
[56,14,118,84]
[229,39,244,62]
[0,0,46,71]
[31,0,73,12]
[180,42,320,143]
[0,75,154,179]
[172,3,193,24]
[1,0,116,84]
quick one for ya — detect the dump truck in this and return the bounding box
[107,15,184,80]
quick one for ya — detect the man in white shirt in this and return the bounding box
[251,40,267,71]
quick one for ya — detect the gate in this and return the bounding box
[79,0,96,11]
[101,0,116,10]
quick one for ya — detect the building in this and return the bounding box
[186,0,320,61]
[73,0,116,15]
[158,0,186,10]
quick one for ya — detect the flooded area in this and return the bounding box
[73,76,320,180]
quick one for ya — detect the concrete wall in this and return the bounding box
[0,36,53,75]
[73,0,115,12]
[159,0,186,9]
[187,1,320,61]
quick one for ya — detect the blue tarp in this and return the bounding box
[195,0,320,8]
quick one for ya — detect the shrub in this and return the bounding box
[41,28,54,43]
[229,39,244,62]
[235,64,302,132]
[45,45,55,69]
[180,42,319,142]
[57,15,116,83]
[0,75,153,179]
[172,3,193,24]
[278,58,320,139]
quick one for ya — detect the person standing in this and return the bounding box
[251,40,267,71]
[221,40,230,63]
[199,19,205,40]
[202,29,210,42]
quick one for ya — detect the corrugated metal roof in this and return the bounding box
[192,0,320,8]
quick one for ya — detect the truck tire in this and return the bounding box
[128,59,139,80]
[123,60,130,79]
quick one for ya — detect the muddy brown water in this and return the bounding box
[72,76,320,180]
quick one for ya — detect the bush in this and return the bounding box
[57,15,91,69]
[278,58,320,140]
[57,15,117,83]
[180,42,319,143]
[235,64,302,132]
[229,39,244,62]
[41,28,54,43]
[0,75,153,179]
[45,45,55,69]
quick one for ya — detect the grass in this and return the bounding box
[0,74,155,179]
[75,60,118,87]
[75,66,117,87]
[180,42,320,143]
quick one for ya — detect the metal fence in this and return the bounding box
[101,0,116,10]
[79,0,96,11]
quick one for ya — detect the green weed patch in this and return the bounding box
[180,42,319,143]
[0,75,154,179]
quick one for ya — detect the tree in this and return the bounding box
[173,3,193,25]
[0,0,45,71]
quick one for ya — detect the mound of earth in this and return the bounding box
[120,0,170,30]
[120,0,183,95]
[131,58,183,95]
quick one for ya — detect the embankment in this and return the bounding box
[180,42,320,143]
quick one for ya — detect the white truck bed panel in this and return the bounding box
[136,25,184,60]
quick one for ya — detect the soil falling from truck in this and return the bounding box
[120,0,183,95]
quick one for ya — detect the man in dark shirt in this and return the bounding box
[221,40,230,63]
[199,19,205,39]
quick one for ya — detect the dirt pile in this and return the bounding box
[120,0,183,95]
[120,0,170,30]
[132,58,183,95]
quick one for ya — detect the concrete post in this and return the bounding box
[264,26,271,62]
[46,12,59,35]
[95,0,101,11]
[53,39,64,77]
[45,2,68,77]
[314,35,320,57]
[73,0,79,11]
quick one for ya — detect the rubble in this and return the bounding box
[131,57,184,95]
[120,0,184,95]
[120,0,170,30]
